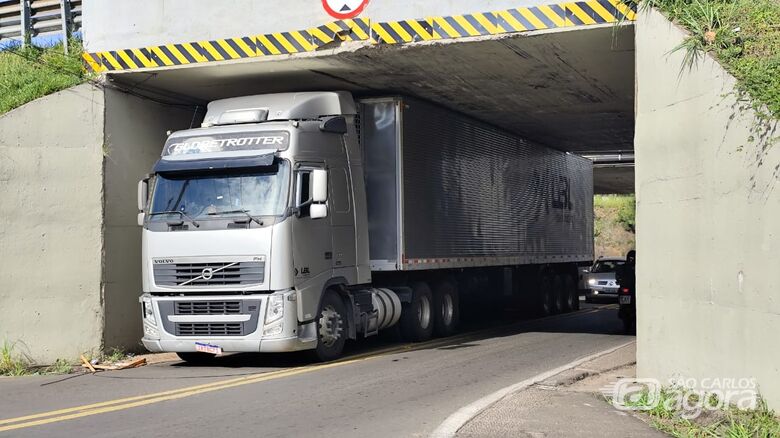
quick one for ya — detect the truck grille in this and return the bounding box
[175,323,243,336]
[153,262,264,287]
[175,301,241,315]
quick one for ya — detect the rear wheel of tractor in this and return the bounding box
[538,274,553,316]
[400,281,435,342]
[553,274,565,314]
[433,278,460,337]
[176,352,216,365]
[563,274,577,312]
[311,290,348,362]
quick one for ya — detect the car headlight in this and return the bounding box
[142,296,156,323]
[588,279,596,285]
[265,293,284,325]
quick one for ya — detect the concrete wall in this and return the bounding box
[102,89,196,350]
[83,0,551,52]
[0,84,106,363]
[635,9,780,408]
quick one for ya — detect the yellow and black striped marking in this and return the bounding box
[370,0,636,44]
[83,1,635,72]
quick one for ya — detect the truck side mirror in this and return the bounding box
[137,178,149,226]
[319,116,347,134]
[310,204,328,219]
[311,169,328,203]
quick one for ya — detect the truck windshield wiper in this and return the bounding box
[207,209,263,226]
[148,210,200,228]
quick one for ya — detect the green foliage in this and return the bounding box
[44,358,73,374]
[594,195,636,233]
[645,0,780,119]
[0,39,89,115]
[0,341,29,376]
[614,386,780,437]
[593,194,636,257]
[1,341,73,376]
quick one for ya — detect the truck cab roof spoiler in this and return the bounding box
[202,91,356,128]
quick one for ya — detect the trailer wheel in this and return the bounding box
[538,274,553,316]
[564,274,579,311]
[553,275,565,314]
[433,278,460,337]
[176,352,216,365]
[311,290,348,362]
[400,281,434,342]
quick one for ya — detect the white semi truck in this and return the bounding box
[138,92,593,362]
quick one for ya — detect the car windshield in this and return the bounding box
[149,161,289,220]
[591,260,625,273]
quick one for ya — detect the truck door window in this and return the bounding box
[296,171,312,217]
[330,168,351,214]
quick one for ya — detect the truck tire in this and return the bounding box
[400,281,435,342]
[565,274,579,311]
[176,352,216,365]
[433,278,460,337]
[311,290,348,362]
[553,274,565,314]
[538,274,553,316]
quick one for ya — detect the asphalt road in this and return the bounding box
[0,302,631,437]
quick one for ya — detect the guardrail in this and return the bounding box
[0,0,82,52]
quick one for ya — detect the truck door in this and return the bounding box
[329,166,357,280]
[292,165,333,320]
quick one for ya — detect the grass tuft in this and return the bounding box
[0,341,30,376]
[0,39,89,115]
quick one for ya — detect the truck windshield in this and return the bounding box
[149,161,289,221]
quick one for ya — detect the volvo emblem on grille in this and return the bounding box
[201,267,214,280]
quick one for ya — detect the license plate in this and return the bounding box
[619,296,632,305]
[195,342,222,355]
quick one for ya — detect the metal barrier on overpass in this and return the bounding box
[0,0,82,51]
[82,0,636,73]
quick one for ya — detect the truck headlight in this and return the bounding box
[588,279,596,285]
[265,293,284,325]
[142,296,156,323]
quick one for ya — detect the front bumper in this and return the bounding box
[140,291,317,354]
[587,287,620,299]
[142,335,316,353]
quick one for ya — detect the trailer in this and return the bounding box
[137,91,593,362]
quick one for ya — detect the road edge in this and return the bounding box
[429,340,636,438]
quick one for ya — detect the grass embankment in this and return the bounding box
[644,0,780,119]
[0,40,88,115]
[594,194,635,258]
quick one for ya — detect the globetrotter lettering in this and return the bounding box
[163,131,290,156]
[168,136,285,155]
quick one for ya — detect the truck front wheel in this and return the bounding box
[311,290,348,362]
[433,278,460,337]
[400,281,434,342]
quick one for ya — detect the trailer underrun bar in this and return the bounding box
[82,0,637,73]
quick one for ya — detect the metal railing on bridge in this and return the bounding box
[0,0,82,52]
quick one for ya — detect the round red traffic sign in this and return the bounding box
[321,0,369,19]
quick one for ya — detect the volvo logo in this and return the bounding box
[201,267,214,280]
